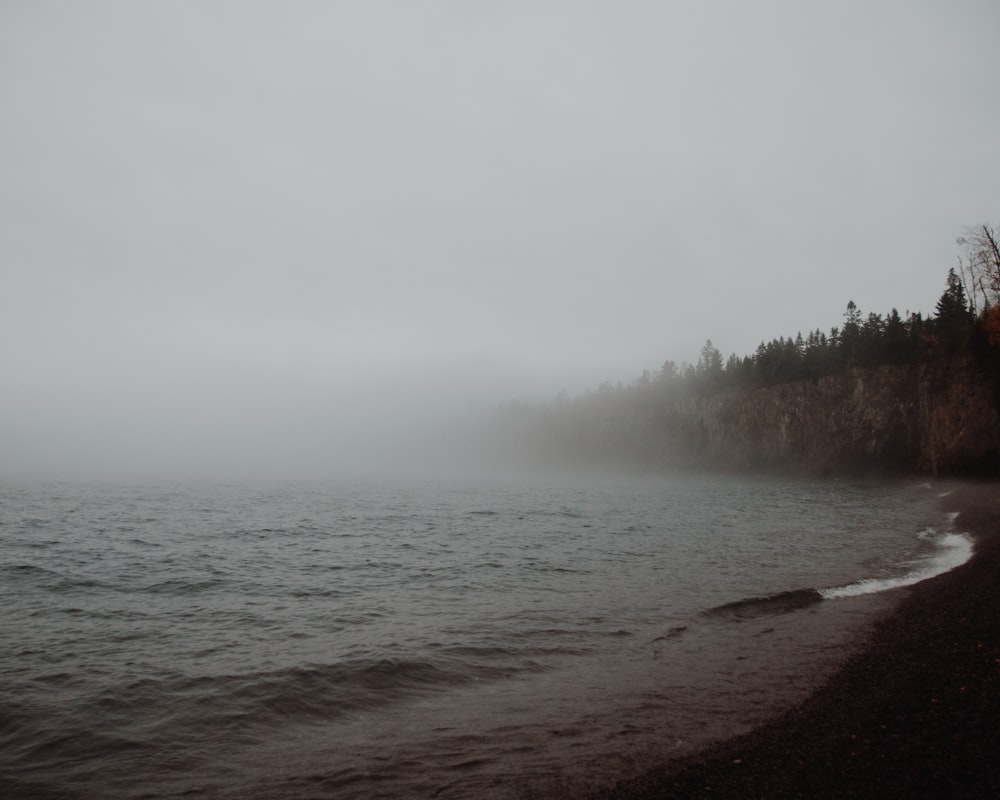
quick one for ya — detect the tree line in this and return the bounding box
[618,222,1000,399]
[487,223,1000,467]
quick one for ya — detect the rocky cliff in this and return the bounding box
[664,357,1000,476]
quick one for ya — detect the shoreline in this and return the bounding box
[595,479,1000,799]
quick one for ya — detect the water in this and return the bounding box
[0,472,969,799]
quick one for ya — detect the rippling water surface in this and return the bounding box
[0,473,965,798]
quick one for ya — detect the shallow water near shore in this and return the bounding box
[0,472,969,798]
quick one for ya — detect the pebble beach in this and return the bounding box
[598,481,1000,799]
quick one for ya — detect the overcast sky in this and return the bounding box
[2,1,998,478]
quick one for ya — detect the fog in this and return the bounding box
[2,2,998,480]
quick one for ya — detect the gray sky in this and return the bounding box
[3,1,998,478]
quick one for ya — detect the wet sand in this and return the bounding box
[597,481,1000,799]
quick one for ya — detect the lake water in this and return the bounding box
[0,472,970,798]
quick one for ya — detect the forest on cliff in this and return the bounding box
[485,224,1000,474]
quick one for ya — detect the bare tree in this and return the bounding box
[957,223,1000,311]
[955,255,982,316]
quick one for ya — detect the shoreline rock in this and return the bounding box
[666,360,1000,477]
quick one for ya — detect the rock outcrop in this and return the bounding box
[664,357,1000,475]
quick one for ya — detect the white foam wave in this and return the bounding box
[820,532,973,599]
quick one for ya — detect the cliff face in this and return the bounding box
[665,358,1000,476]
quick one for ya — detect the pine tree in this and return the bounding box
[935,267,969,321]
[935,268,972,352]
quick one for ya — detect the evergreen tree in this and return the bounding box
[840,301,862,364]
[883,308,909,363]
[935,267,972,351]
[935,267,969,321]
[697,340,724,380]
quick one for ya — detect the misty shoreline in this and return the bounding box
[590,478,1000,799]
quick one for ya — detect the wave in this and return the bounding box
[703,589,824,620]
[820,531,973,599]
[700,529,974,622]
[140,578,227,595]
[3,563,60,579]
[28,654,535,752]
[3,564,113,595]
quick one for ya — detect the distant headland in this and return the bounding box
[487,223,1000,477]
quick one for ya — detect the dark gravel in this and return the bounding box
[598,482,1000,799]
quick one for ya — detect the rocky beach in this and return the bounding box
[598,481,1000,799]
